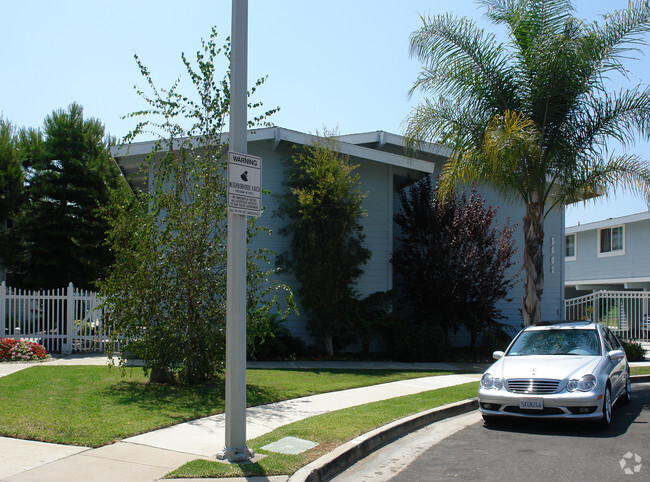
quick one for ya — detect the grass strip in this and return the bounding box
[631,366,650,376]
[166,381,479,479]
[0,365,456,447]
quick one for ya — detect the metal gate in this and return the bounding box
[565,290,649,342]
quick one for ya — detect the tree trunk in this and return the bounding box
[469,328,477,350]
[324,335,334,357]
[522,196,544,326]
[149,366,175,384]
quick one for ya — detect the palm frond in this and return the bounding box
[404,97,491,154]
[409,13,517,112]
[588,0,650,78]
[552,153,650,211]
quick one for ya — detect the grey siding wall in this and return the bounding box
[566,218,650,283]
[246,140,307,340]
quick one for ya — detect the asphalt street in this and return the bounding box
[335,382,650,481]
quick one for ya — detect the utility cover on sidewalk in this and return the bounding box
[261,437,318,455]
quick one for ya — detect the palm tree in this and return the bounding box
[405,0,650,326]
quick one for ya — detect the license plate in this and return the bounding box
[520,398,543,410]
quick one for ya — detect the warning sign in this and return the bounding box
[228,151,262,217]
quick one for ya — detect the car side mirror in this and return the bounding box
[608,349,625,361]
[493,350,504,360]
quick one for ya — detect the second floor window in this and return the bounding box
[599,225,624,255]
[565,234,576,259]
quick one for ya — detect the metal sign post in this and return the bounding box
[217,0,252,462]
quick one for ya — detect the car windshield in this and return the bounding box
[507,329,601,356]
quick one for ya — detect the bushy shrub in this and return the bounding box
[392,177,518,348]
[248,314,307,361]
[387,321,450,362]
[0,338,47,362]
[620,339,647,362]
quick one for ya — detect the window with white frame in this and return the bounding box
[598,225,624,257]
[565,234,576,260]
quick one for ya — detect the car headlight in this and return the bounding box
[567,374,597,392]
[481,373,503,390]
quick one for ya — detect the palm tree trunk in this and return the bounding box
[522,197,544,326]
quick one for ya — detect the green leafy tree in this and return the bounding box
[391,176,518,349]
[100,28,289,384]
[14,103,121,289]
[405,0,650,326]
[274,134,371,356]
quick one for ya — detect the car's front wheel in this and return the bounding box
[482,415,499,427]
[599,386,612,429]
[621,376,632,405]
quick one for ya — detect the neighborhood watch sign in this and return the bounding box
[227,151,262,218]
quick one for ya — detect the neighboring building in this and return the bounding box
[565,211,650,341]
[112,126,565,346]
[565,211,650,297]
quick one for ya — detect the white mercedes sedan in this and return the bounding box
[478,321,631,428]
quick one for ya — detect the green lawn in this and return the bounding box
[167,381,479,479]
[0,365,458,447]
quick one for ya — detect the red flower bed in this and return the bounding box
[0,338,48,362]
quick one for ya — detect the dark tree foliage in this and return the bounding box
[0,119,23,222]
[0,119,25,281]
[274,134,371,356]
[13,103,122,289]
[392,176,518,348]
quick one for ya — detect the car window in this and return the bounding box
[507,329,601,356]
[601,328,614,351]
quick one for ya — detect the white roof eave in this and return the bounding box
[111,126,439,174]
[566,210,650,233]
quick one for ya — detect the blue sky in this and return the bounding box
[2,0,648,225]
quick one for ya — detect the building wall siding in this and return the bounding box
[566,218,650,283]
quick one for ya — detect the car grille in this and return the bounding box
[506,379,560,394]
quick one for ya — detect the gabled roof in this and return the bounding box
[337,130,453,158]
[566,210,650,233]
[110,127,447,192]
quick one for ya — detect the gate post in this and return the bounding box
[0,282,5,338]
[64,283,74,354]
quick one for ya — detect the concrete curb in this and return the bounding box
[288,398,478,482]
[631,374,650,383]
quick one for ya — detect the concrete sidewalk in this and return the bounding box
[0,355,482,482]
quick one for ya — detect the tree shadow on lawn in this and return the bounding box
[101,379,287,421]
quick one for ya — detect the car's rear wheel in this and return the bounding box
[599,386,612,429]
